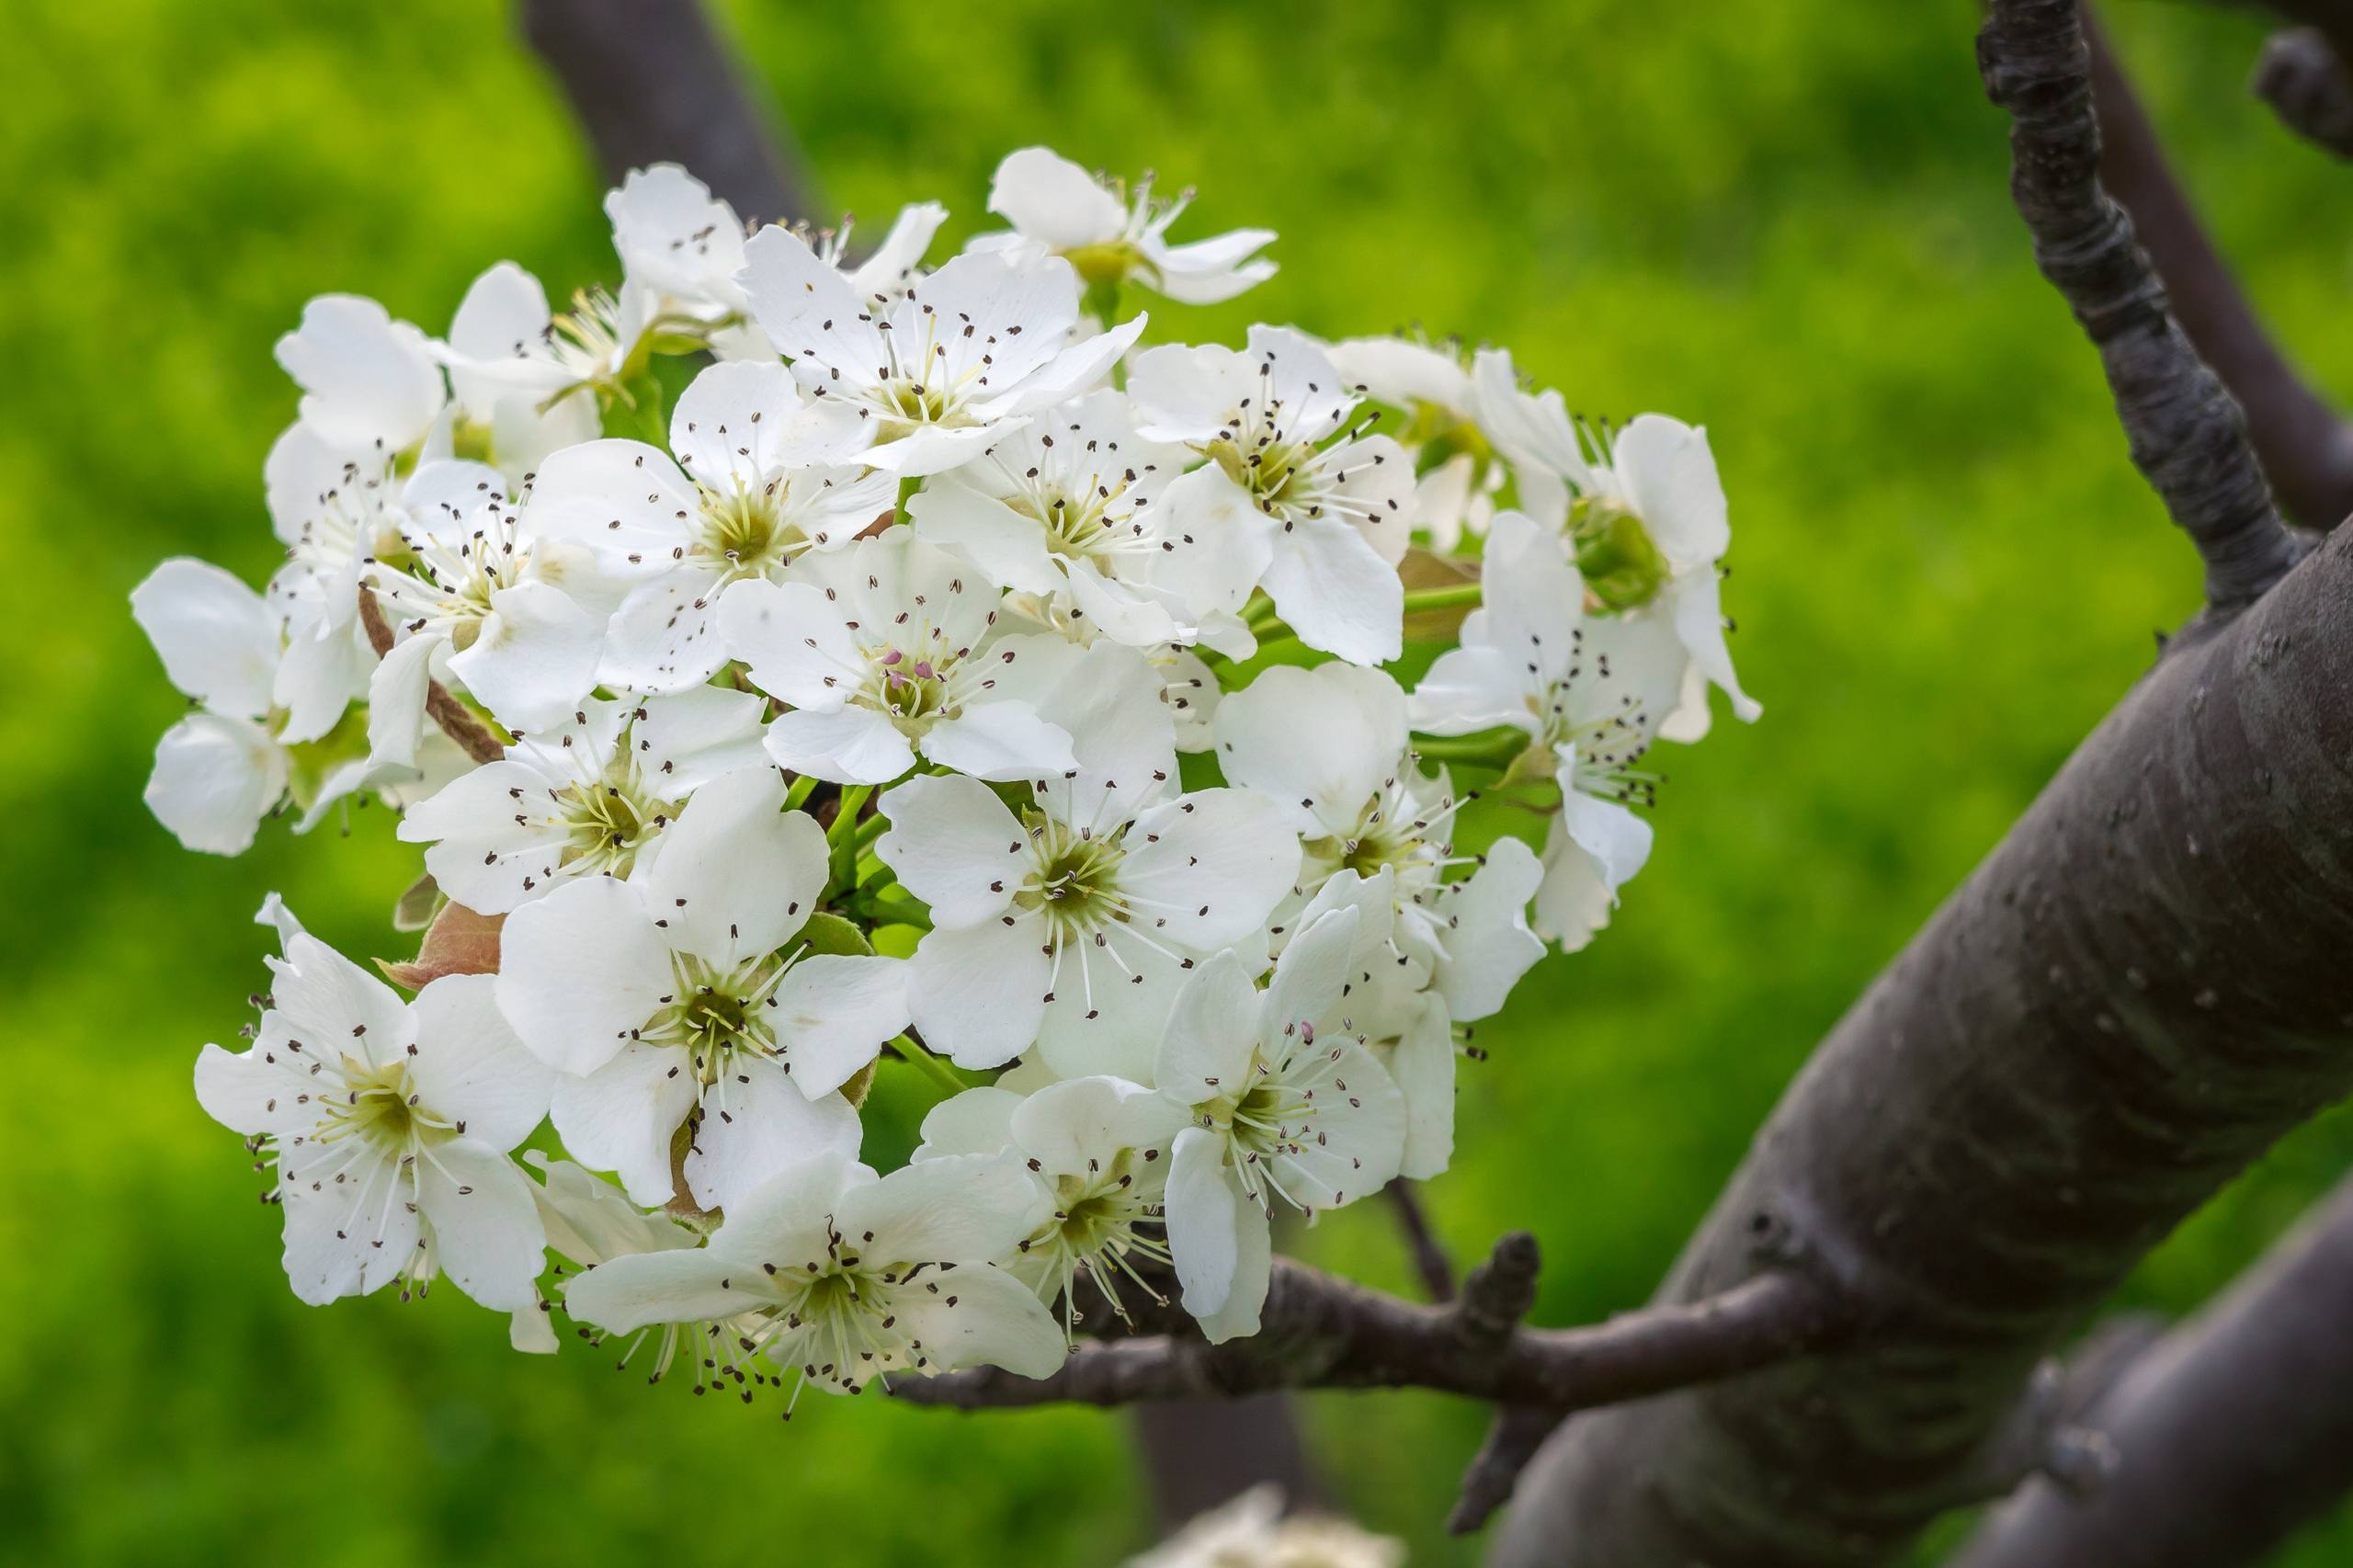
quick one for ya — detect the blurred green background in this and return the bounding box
[6,0,2350,1562]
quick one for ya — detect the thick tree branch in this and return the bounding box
[1492,482,2353,1562]
[357,588,506,766]
[2256,27,2353,156]
[2087,6,2353,531]
[891,1239,1849,1412]
[1990,0,2304,615]
[1950,1175,2353,1568]
[519,0,817,222]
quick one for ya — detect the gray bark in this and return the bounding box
[1949,1177,2353,1568]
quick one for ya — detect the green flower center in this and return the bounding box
[1570,494,1668,611]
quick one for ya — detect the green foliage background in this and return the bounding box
[4,0,2348,1562]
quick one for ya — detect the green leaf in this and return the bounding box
[798,910,874,958]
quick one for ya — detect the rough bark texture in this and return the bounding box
[519,0,816,222]
[2256,27,2353,158]
[1491,504,2353,1567]
[2088,7,2353,531]
[1950,1177,2353,1568]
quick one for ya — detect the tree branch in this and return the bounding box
[1988,0,2304,616]
[518,0,818,223]
[2087,6,2353,531]
[356,588,506,766]
[889,1238,1849,1413]
[1950,1175,2353,1568]
[2256,27,2353,157]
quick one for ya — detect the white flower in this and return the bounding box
[363,461,607,763]
[737,230,1145,475]
[439,261,608,483]
[563,1150,1065,1398]
[915,1074,1182,1333]
[395,685,768,913]
[511,1150,702,1356]
[1472,349,1757,736]
[494,767,881,1209]
[1327,335,1506,550]
[1131,326,1413,665]
[1155,906,1407,1342]
[720,528,1080,785]
[877,639,1298,1078]
[1129,1484,1407,1568]
[1212,662,1479,960]
[979,146,1277,305]
[275,294,448,455]
[529,359,892,692]
[131,558,383,854]
[909,389,1261,654]
[1411,512,1684,949]
[194,936,554,1309]
[606,164,756,324]
[261,426,415,708]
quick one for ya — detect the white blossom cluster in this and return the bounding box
[138,148,1756,1406]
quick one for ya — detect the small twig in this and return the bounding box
[892,1243,1847,1413]
[1449,1405,1563,1535]
[1384,1179,1457,1303]
[2086,6,2353,531]
[2256,27,2353,158]
[518,0,817,223]
[357,587,506,766]
[1981,0,2306,618]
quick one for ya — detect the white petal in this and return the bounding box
[1212,662,1406,838]
[1613,415,1729,569]
[607,164,747,306]
[769,954,910,1098]
[193,1043,313,1136]
[738,224,884,385]
[563,1248,745,1334]
[276,294,445,451]
[599,567,732,693]
[550,1040,700,1207]
[643,765,820,961]
[875,773,1023,929]
[907,917,1051,1070]
[496,877,673,1075]
[845,1152,1047,1265]
[897,1262,1066,1377]
[763,703,918,786]
[268,933,415,1069]
[919,700,1077,782]
[365,631,442,773]
[407,973,556,1151]
[683,1057,861,1210]
[277,1152,416,1305]
[448,579,603,730]
[1123,789,1301,949]
[416,1139,545,1310]
[131,559,278,718]
[145,714,283,856]
[916,1086,1025,1161]
[1667,570,1760,724]
[1129,343,1254,445]
[986,147,1125,250]
[1009,1075,1181,1178]
[1388,994,1457,1181]
[1165,1126,1241,1318]
[1260,512,1403,665]
[907,481,1060,596]
[1146,468,1276,620]
[847,200,949,296]
[633,686,770,790]
[527,438,699,562]
[1154,952,1262,1107]
[1264,906,1360,1042]
[1432,835,1546,1023]
[721,577,863,707]
[1409,646,1528,736]
[670,359,802,489]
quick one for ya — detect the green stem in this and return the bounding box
[887,1033,972,1096]
[783,774,819,812]
[827,785,873,890]
[1401,582,1483,616]
[894,474,921,526]
[852,811,891,855]
[1410,729,1530,768]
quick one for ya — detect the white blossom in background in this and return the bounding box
[148,151,1760,1403]
[1133,325,1414,664]
[194,931,553,1308]
[978,145,1278,305]
[1129,1484,1408,1568]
